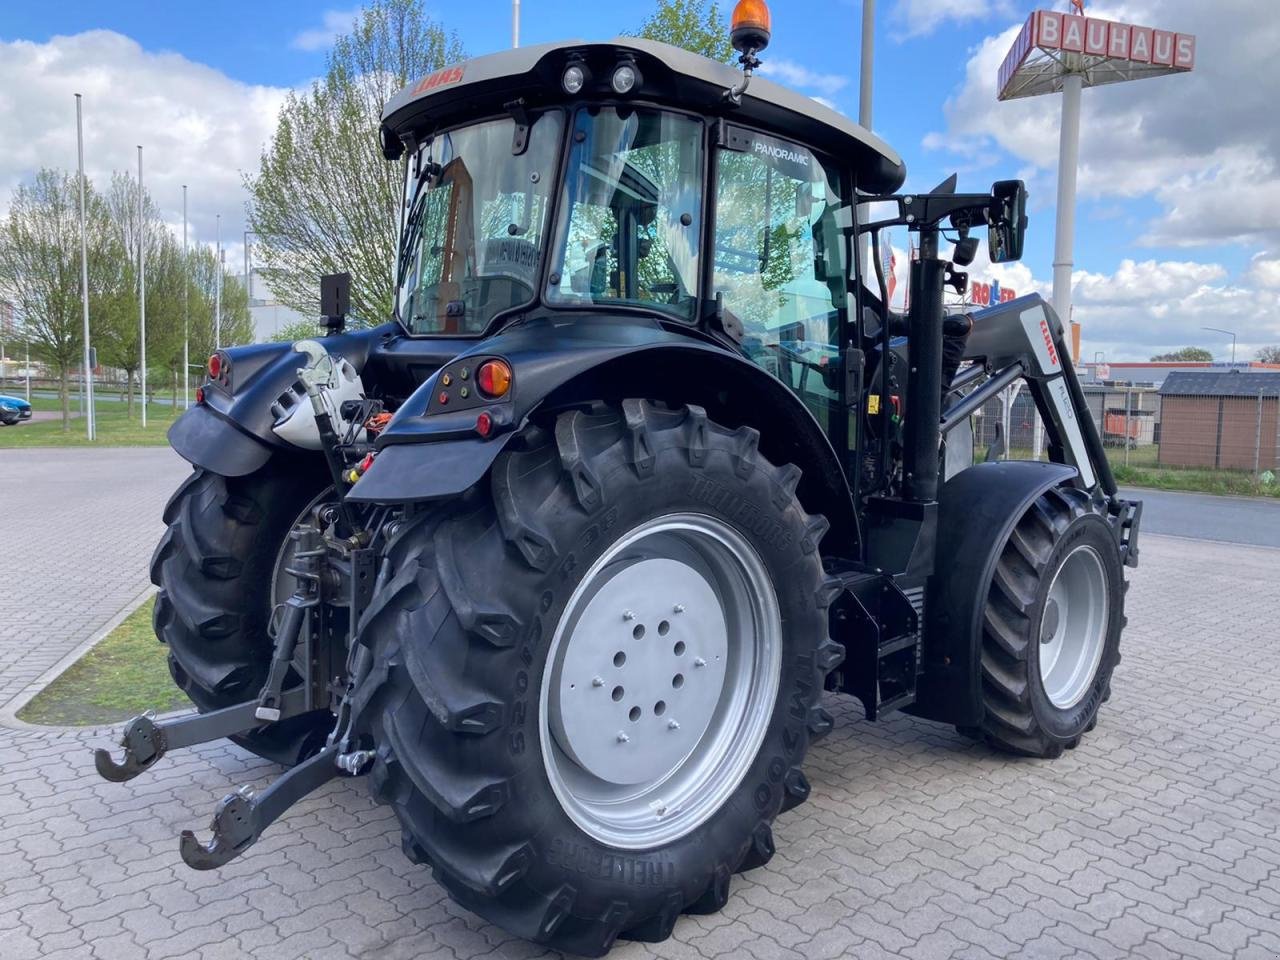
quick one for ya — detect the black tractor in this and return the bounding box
[98,7,1140,955]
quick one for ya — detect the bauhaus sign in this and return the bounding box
[999,11,1195,101]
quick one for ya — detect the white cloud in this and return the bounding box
[292,8,362,52]
[890,0,1016,40]
[1246,254,1280,291]
[927,0,1280,248]
[759,59,849,98]
[0,31,291,275]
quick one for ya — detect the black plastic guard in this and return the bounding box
[346,436,515,503]
[168,406,274,478]
[907,460,1077,727]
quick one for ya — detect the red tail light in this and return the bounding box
[207,353,221,379]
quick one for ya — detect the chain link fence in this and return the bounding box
[966,379,1280,483]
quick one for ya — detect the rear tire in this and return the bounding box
[355,402,844,955]
[150,460,333,766]
[975,486,1124,758]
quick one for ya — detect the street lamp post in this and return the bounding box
[1202,326,1237,363]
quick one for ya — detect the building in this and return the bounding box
[1077,360,1280,388]
[1157,371,1280,471]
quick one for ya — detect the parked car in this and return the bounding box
[0,394,32,425]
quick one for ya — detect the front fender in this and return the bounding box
[908,459,1078,726]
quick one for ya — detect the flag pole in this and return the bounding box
[138,145,147,428]
[75,93,95,440]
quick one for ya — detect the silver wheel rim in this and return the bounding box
[1038,544,1109,709]
[539,513,782,850]
[269,487,335,606]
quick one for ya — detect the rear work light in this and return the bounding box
[477,359,512,399]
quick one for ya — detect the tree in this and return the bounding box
[100,171,170,417]
[247,0,465,325]
[633,0,734,63]
[0,169,114,428]
[186,246,253,362]
[268,318,326,344]
[1150,347,1213,362]
[1257,345,1280,364]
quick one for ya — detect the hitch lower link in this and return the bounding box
[94,543,374,870]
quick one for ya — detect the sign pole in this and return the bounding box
[1051,72,1082,327]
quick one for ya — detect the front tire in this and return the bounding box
[975,486,1124,758]
[150,460,334,766]
[356,402,843,955]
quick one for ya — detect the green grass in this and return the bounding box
[0,395,179,448]
[17,597,189,726]
[1111,463,1280,498]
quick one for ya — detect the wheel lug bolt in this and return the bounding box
[673,604,685,614]
[668,719,680,730]
[623,610,636,621]
[616,732,629,743]
[592,676,604,687]
[694,657,706,667]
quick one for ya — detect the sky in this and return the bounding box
[1,0,1277,361]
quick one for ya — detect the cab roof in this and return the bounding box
[380,37,907,194]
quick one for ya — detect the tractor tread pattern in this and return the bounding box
[357,401,842,956]
[975,487,1121,758]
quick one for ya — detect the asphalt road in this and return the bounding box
[1120,485,1280,549]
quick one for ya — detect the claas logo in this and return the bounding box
[1039,318,1059,368]
[413,65,466,95]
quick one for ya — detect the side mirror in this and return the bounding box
[320,272,351,334]
[988,180,1027,264]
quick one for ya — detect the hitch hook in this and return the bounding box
[178,742,346,870]
[93,712,165,783]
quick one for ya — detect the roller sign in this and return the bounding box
[999,10,1195,101]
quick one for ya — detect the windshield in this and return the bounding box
[548,107,703,322]
[396,112,563,334]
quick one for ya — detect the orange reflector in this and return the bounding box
[731,0,771,38]
[477,359,512,398]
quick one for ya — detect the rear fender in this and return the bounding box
[907,459,1077,727]
[349,316,857,553]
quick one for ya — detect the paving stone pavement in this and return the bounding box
[0,448,190,708]
[2,450,1279,958]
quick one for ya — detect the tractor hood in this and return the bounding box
[380,38,906,194]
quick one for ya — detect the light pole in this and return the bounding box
[243,229,258,303]
[75,93,95,440]
[1202,326,1237,363]
[138,145,147,428]
[512,0,520,48]
[214,214,222,349]
[183,185,190,409]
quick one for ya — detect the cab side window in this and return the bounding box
[712,131,848,431]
